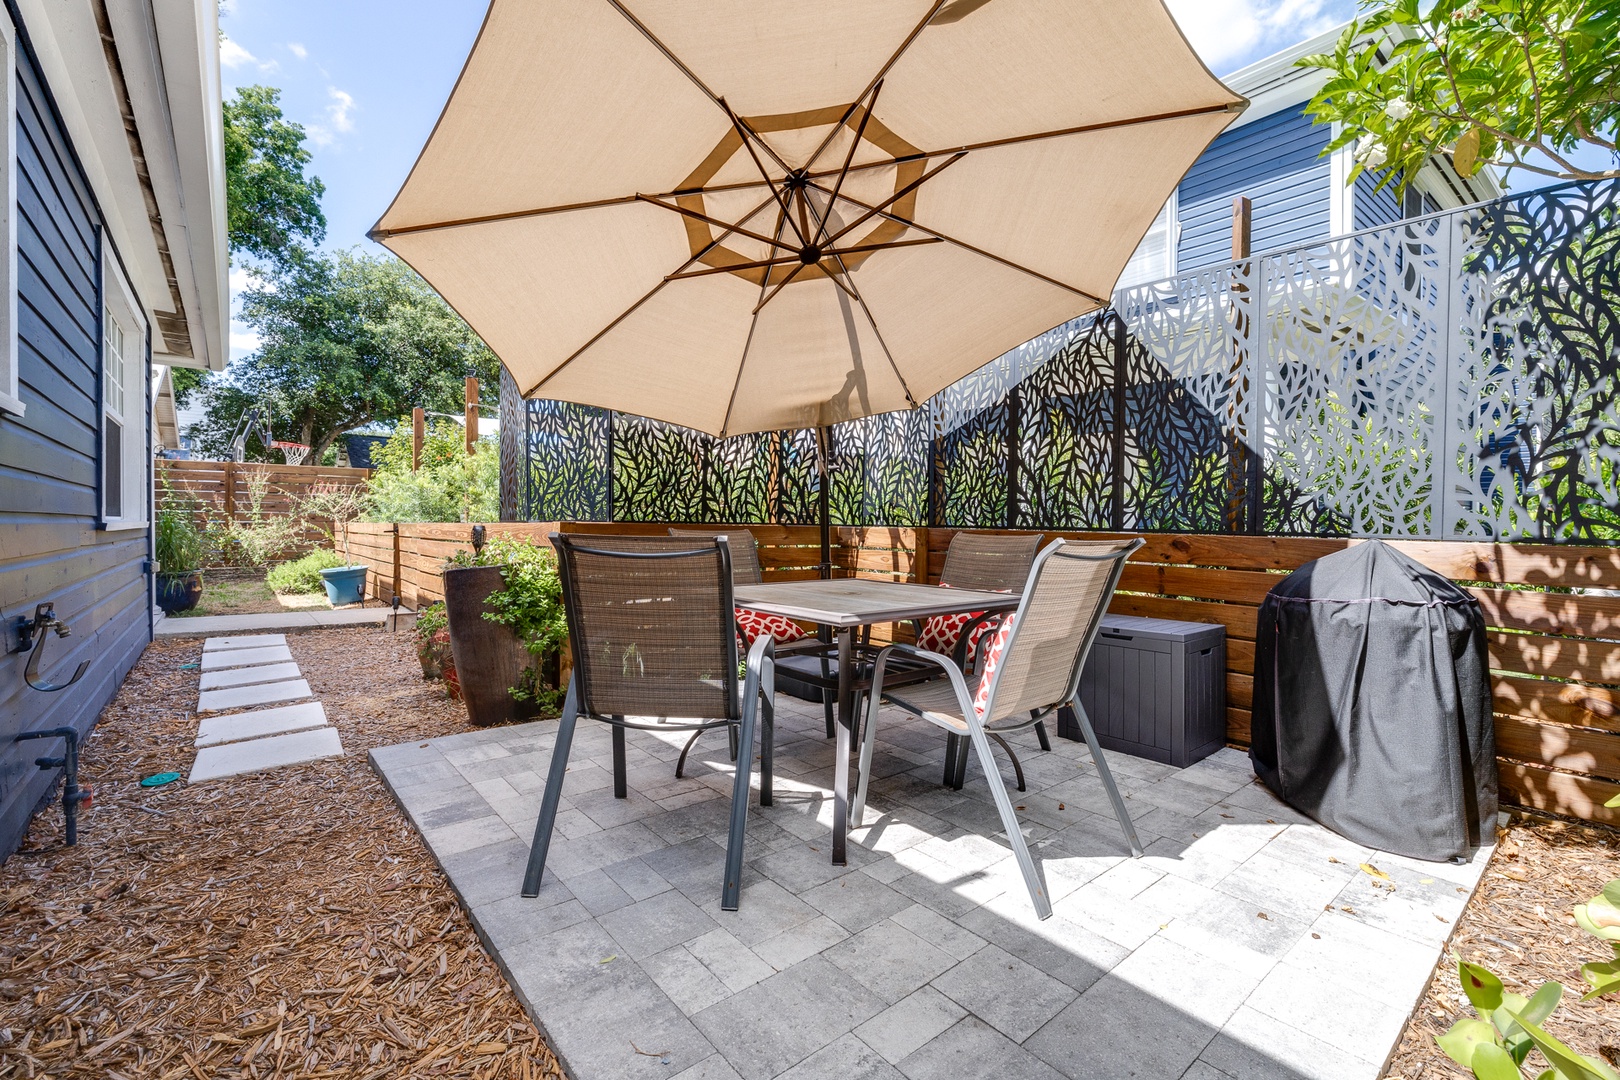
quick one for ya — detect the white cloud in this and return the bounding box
[220,34,280,74]
[220,37,256,69]
[326,89,355,133]
[307,87,356,147]
[229,328,261,359]
[1164,0,1349,72]
[288,42,307,59]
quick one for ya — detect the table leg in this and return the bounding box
[832,627,853,866]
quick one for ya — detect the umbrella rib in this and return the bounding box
[666,236,942,281]
[817,80,882,248]
[597,0,800,170]
[720,199,795,437]
[718,98,805,245]
[635,194,799,252]
[810,180,1109,306]
[373,104,1241,241]
[820,151,966,248]
[803,0,947,170]
[526,192,779,397]
[800,182,918,409]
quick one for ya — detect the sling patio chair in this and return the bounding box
[915,531,1047,792]
[669,527,838,747]
[852,537,1146,920]
[521,533,775,912]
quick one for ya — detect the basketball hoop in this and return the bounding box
[271,440,311,466]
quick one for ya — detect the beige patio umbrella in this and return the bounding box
[371,0,1245,438]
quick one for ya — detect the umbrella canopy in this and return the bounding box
[373,0,1245,438]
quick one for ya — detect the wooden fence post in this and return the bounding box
[465,377,478,454]
[412,408,425,472]
[223,461,237,523]
[391,522,402,604]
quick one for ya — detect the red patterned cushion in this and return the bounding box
[735,606,808,650]
[916,583,1008,664]
[972,612,1018,717]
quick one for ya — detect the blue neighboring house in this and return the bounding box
[0,0,227,859]
[1115,24,1502,289]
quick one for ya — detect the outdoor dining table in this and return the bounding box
[731,578,1021,865]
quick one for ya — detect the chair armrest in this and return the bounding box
[868,643,980,723]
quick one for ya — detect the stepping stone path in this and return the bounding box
[188,635,343,782]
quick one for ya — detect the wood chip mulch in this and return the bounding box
[1385,813,1620,1078]
[0,627,564,1080]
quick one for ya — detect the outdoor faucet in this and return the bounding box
[15,603,90,693]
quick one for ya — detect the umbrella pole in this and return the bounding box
[816,426,832,580]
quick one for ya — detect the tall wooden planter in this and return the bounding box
[443,565,539,727]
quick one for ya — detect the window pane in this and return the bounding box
[103,309,124,416]
[103,415,123,519]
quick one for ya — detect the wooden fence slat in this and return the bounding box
[1489,631,1620,685]
[1500,761,1620,826]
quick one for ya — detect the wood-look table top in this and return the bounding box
[732,579,1018,628]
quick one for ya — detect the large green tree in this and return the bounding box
[224,85,327,265]
[189,250,500,463]
[1301,0,1619,192]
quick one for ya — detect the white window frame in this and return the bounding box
[1329,122,1356,236]
[0,9,19,417]
[100,254,148,529]
[1116,191,1178,290]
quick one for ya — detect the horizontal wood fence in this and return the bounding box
[159,460,371,565]
[344,521,1620,828]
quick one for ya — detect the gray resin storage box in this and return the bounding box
[1063,613,1227,767]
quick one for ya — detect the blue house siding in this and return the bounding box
[1175,108,1333,266]
[0,25,151,861]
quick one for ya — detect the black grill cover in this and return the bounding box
[1249,541,1497,861]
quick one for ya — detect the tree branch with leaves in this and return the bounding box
[1300,0,1619,195]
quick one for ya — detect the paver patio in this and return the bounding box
[372,695,1493,1080]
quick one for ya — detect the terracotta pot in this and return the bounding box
[442,565,538,726]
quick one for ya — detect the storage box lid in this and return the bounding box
[1098,613,1225,645]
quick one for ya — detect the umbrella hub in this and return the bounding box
[797,244,824,265]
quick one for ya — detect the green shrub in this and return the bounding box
[362,420,499,523]
[267,549,347,594]
[154,507,207,574]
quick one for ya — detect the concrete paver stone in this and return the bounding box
[198,661,302,691]
[200,645,294,670]
[195,701,329,747]
[197,679,314,714]
[189,726,343,782]
[202,634,288,651]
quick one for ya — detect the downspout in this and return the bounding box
[146,319,155,642]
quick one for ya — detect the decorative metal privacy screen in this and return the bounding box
[503,179,1620,541]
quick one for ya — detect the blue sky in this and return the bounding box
[216,0,1608,359]
[218,0,1372,358]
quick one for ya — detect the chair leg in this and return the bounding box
[852,689,882,824]
[675,729,704,779]
[759,662,775,808]
[942,734,961,788]
[1035,720,1052,752]
[1071,700,1142,856]
[989,733,1026,792]
[728,723,739,762]
[521,679,579,898]
[821,649,835,739]
[722,680,760,911]
[951,733,970,790]
[611,721,628,799]
[963,719,1051,920]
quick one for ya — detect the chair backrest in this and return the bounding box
[940,531,1043,592]
[551,533,738,722]
[980,537,1144,722]
[669,527,763,585]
